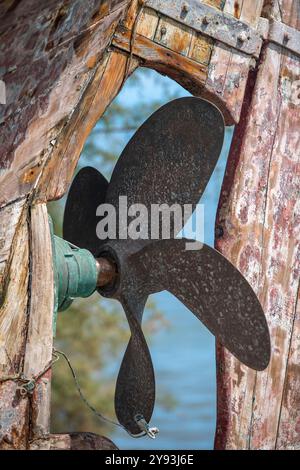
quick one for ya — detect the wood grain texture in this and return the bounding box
[155,17,192,56]
[36,48,137,201]
[0,0,130,208]
[24,204,54,447]
[0,0,130,450]
[0,198,27,303]
[277,290,300,449]
[0,207,29,449]
[206,0,264,123]
[112,26,209,93]
[215,0,300,450]
[136,6,159,39]
[113,1,264,124]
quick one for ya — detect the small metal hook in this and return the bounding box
[135,414,159,439]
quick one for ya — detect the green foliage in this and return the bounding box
[49,68,181,436]
[51,292,165,434]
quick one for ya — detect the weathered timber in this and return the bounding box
[1,0,299,451]
[0,0,131,450]
[24,204,54,449]
[112,0,264,124]
[0,0,129,207]
[215,0,300,450]
[0,206,29,449]
[50,432,118,450]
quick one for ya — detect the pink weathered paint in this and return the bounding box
[215,0,300,450]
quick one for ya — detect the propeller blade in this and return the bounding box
[105,97,224,238]
[63,167,108,255]
[133,239,270,371]
[115,295,155,435]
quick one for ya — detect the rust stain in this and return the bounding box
[86,55,98,69]
[98,0,110,19]
[173,30,189,54]
[234,1,241,19]
[21,165,40,184]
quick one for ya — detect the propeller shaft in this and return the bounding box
[96,257,117,287]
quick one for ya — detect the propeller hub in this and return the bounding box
[96,257,117,288]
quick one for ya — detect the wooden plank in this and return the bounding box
[0,1,129,450]
[189,32,213,65]
[0,1,129,208]
[23,204,54,448]
[224,0,242,18]
[203,0,225,9]
[205,0,263,123]
[0,207,29,449]
[215,1,300,449]
[112,26,213,96]
[0,198,26,303]
[155,17,192,56]
[37,49,138,201]
[277,291,300,449]
[136,7,159,39]
[251,46,300,450]
[208,0,254,120]
[240,0,264,26]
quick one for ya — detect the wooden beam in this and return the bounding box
[111,1,264,124]
[0,0,130,208]
[0,206,29,449]
[24,204,54,449]
[215,0,300,450]
[36,49,138,201]
[0,0,130,450]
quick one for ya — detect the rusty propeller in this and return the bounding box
[63,97,270,436]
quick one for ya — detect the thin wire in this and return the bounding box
[0,351,59,394]
[53,349,147,438]
[121,0,148,90]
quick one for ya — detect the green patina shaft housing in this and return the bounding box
[54,235,98,311]
[49,216,98,314]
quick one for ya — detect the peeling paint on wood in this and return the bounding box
[215,0,300,450]
[0,0,130,208]
[0,198,26,303]
[0,0,130,450]
[136,7,159,39]
[1,0,299,451]
[0,209,29,449]
[155,17,192,56]
[37,49,138,201]
[24,204,54,444]
[189,32,213,65]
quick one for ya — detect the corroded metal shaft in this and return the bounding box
[96,257,117,287]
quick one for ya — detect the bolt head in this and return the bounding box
[237,31,248,43]
[182,2,189,13]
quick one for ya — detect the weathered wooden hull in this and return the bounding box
[0,0,299,450]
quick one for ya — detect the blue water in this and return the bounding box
[82,69,233,449]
